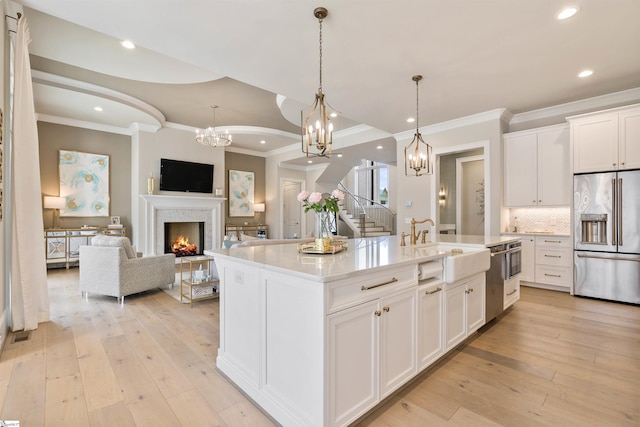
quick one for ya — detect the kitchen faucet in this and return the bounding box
[410,217,435,245]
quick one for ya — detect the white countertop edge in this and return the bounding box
[502,232,571,237]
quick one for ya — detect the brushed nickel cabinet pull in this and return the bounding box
[506,289,517,296]
[383,306,390,312]
[544,240,562,243]
[425,287,442,295]
[361,277,398,291]
[544,273,561,278]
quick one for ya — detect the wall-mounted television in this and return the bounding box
[160,158,214,193]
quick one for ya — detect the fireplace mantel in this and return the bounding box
[139,195,225,256]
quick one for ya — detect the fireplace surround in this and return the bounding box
[139,195,224,256]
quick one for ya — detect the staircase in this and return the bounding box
[338,184,395,238]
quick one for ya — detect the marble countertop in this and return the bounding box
[501,232,571,237]
[206,234,516,282]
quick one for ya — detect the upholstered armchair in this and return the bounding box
[79,235,175,304]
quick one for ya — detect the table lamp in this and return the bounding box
[253,203,265,225]
[44,196,66,229]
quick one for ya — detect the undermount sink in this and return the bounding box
[433,245,490,284]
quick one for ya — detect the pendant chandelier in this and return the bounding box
[195,105,232,147]
[302,7,333,158]
[404,75,434,176]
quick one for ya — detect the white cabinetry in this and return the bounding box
[418,279,444,370]
[534,236,572,291]
[570,104,640,173]
[504,124,570,207]
[504,275,520,309]
[520,236,535,282]
[444,273,485,351]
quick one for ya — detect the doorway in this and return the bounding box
[281,179,304,239]
[456,155,484,235]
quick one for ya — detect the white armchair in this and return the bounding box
[79,235,175,304]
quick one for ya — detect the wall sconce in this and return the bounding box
[44,196,66,229]
[438,187,446,206]
[253,203,265,224]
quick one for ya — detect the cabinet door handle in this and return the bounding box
[374,310,381,317]
[506,289,518,296]
[544,240,562,243]
[465,288,474,294]
[361,277,398,291]
[544,273,561,278]
[544,254,561,258]
[383,306,390,312]
[425,287,442,295]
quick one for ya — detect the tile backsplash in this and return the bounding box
[508,207,571,234]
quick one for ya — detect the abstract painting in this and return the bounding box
[59,150,109,217]
[228,169,254,217]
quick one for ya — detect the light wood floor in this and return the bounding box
[1,269,638,426]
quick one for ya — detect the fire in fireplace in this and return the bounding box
[164,221,205,256]
[171,235,198,257]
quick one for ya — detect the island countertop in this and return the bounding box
[206,234,515,282]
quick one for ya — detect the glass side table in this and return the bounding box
[179,255,219,308]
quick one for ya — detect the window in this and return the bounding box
[355,161,389,205]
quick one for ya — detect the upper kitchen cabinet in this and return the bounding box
[570,104,640,173]
[504,124,570,207]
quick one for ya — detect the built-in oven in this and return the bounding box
[505,241,522,280]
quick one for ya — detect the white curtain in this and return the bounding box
[10,16,49,331]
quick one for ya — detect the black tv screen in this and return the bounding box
[160,158,214,193]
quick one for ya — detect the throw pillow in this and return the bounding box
[240,233,261,241]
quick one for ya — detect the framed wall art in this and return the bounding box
[59,150,110,217]
[228,169,254,217]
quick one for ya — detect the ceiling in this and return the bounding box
[13,1,640,167]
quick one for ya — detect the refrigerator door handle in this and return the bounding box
[576,253,640,262]
[611,179,617,246]
[618,178,623,246]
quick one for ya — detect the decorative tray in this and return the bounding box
[298,240,348,255]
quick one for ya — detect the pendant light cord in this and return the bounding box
[318,16,323,93]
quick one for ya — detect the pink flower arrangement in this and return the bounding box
[297,189,345,213]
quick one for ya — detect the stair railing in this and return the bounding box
[338,183,396,236]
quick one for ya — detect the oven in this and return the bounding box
[505,241,522,280]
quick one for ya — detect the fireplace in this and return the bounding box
[164,222,205,256]
[139,195,224,256]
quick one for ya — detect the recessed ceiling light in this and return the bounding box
[307,160,313,164]
[376,145,383,150]
[260,140,266,144]
[330,112,338,118]
[578,69,593,78]
[336,153,343,158]
[121,40,136,49]
[557,7,579,20]
[407,117,415,123]
[94,106,103,112]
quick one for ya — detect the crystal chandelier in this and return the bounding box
[195,105,232,147]
[404,75,434,176]
[302,7,333,158]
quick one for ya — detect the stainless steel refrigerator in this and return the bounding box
[574,170,640,304]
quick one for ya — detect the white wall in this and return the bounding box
[395,116,505,238]
[132,126,225,249]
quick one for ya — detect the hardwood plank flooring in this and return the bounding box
[1,269,638,426]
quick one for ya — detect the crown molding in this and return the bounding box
[510,87,640,125]
[37,113,133,135]
[394,108,508,141]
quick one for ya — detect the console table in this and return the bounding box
[225,224,268,240]
[44,227,126,269]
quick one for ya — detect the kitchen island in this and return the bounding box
[206,235,518,427]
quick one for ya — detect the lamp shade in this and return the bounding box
[44,196,66,210]
[253,203,265,213]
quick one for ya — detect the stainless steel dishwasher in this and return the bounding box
[486,241,521,322]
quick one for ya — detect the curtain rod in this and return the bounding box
[5,12,21,34]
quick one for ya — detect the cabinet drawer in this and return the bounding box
[534,265,572,287]
[504,276,519,309]
[327,266,417,314]
[535,236,571,248]
[536,247,572,267]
